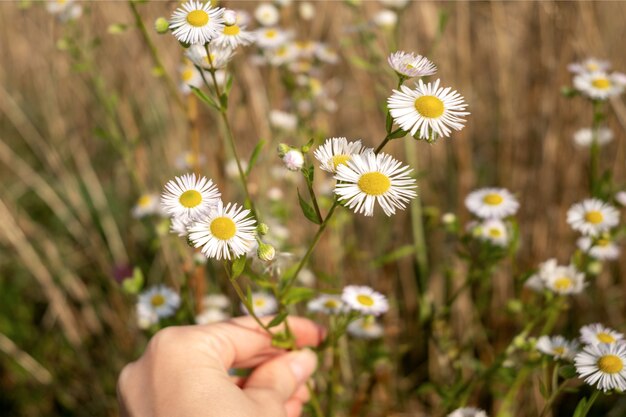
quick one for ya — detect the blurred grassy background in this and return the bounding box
[1,1,626,416]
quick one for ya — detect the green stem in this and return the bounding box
[305,170,324,223]
[589,100,605,196]
[307,381,324,417]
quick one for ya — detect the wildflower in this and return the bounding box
[213,22,254,49]
[257,242,276,262]
[315,44,340,65]
[138,285,181,319]
[536,335,580,361]
[169,1,224,45]
[572,127,614,147]
[269,110,298,131]
[577,236,620,261]
[342,285,389,316]
[573,71,625,100]
[222,9,237,26]
[281,149,304,171]
[255,27,292,49]
[202,294,230,310]
[314,137,368,174]
[241,292,278,317]
[188,201,256,260]
[580,323,624,346]
[387,79,468,141]
[170,216,190,237]
[334,152,417,217]
[347,317,384,340]
[575,342,626,392]
[567,198,619,236]
[568,58,611,74]
[132,193,162,218]
[266,43,300,66]
[307,295,346,315]
[195,308,230,325]
[297,268,316,287]
[46,0,82,22]
[616,191,626,207]
[185,44,234,70]
[525,259,585,295]
[161,174,221,222]
[447,408,488,417]
[465,187,519,219]
[137,302,159,329]
[254,3,280,26]
[175,151,206,170]
[477,218,509,247]
[299,2,315,20]
[388,51,437,79]
[179,63,203,94]
[154,17,170,34]
[373,10,398,28]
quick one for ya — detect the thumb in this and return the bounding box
[243,349,317,416]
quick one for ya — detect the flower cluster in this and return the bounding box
[567,198,620,262]
[575,323,626,392]
[525,259,586,296]
[464,187,519,248]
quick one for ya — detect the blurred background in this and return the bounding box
[1,1,626,416]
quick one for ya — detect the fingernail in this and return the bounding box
[288,349,317,382]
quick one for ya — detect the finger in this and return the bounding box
[199,316,325,369]
[291,384,310,403]
[243,349,317,410]
[285,398,304,417]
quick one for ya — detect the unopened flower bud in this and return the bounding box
[277,143,291,157]
[587,261,602,275]
[223,9,237,26]
[154,17,170,34]
[282,149,304,171]
[257,223,269,235]
[257,243,276,262]
[442,213,457,225]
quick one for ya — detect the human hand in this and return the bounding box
[117,316,324,417]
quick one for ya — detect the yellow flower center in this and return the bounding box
[331,154,351,169]
[265,29,277,39]
[597,332,616,344]
[597,354,623,374]
[585,210,604,224]
[488,228,502,238]
[596,238,610,247]
[323,300,339,309]
[587,63,599,71]
[591,78,611,90]
[179,190,202,208]
[184,153,197,165]
[138,195,152,207]
[223,25,240,36]
[182,68,194,82]
[483,193,503,205]
[186,10,209,27]
[553,346,565,356]
[554,277,573,291]
[358,172,391,196]
[356,294,374,306]
[202,54,217,66]
[254,298,266,307]
[210,216,236,240]
[151,294,165,307]
[414,95,444,118]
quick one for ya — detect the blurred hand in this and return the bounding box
[118,317,324,417]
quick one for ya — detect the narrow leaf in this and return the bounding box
[282,287,316,305]
[267,312,288,328]
[190,86,220,110]
[246,140,265,176]
[297,189,322,224]
[231,256,247,279]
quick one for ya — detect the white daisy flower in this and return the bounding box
[266,43,300,66]
[568,58,611,74]
[241,292,278,317]
[282,149,304,171]
[267,187,284,201]
[179,64,203,94]
[222,9,237,26]
[188,202,256,260]
[170,216,190,237]
[233,9,251,26]
[307,295,346,315]
[567,198,620,237]
[447,407,488,417]
[573,71,625,100]
[46,0,82,22]
[254,3,280,26]
[161,174,220,221]
[577,236,620,261]
[138,285,181,319]
[347,317,384,340]
[269,110,297,131]
[195,308,230,325]
[297,268,316,287]
[185,44,235,70]
[580,323,624,346]
[161,174,221,222]
[169,1,224,45]
[254,27,292,49]
[314,137,368,174]
[342,285,389,316]
[464,187,519,219]
[213,23,254,49]
[388,51,437,79]
[175,150,206,171]
[387,79,469,141]
[136,303,159,329]
[536,335,580,361]
[573,127,614,147]
[315,43,339,65]
[575,342,626,392]
[132,193,162,218]
[373,9,398,28]
[202,294,230,310]
[542,264,586,295]
[616,191,626,207]
[477,218,509,247]
[334,152,417,217]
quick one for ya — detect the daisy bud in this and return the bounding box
[277,143,291,157]
[587,261,602,275]
[299,2,315,20]
[257,223,269,235]
[154,17,170,34]
[442,213,457,225]
[257,242,276,262]
[223,9,237,26]
[282,149,304,171]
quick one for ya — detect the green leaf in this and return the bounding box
[302,165,314,186]
[297,189,321,224]
[271,332,294,349]
[385,111,393,133]
[559,364,577,379]
[246,140,265,176]
[371,245,415,267]
[282,287,316,305]
[387,129,407,139]
[190,86,220,110]
[231,256,246,279]
[225,74,234,94]
[267,312,288,328]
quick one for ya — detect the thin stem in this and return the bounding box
[305,170,323,223]
[307,381,324,417]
